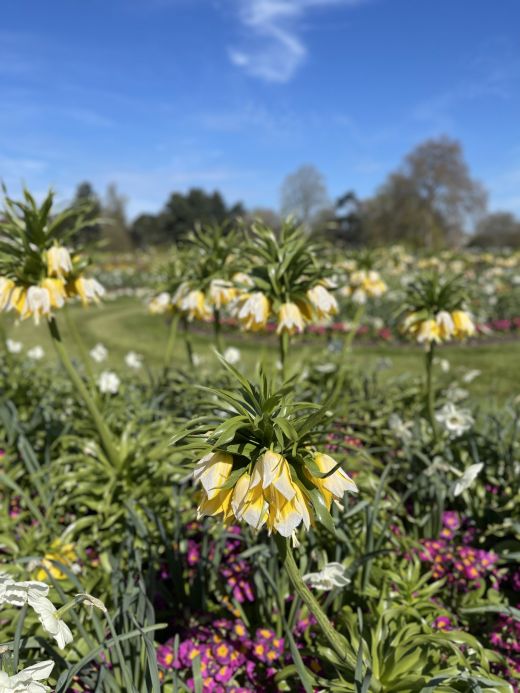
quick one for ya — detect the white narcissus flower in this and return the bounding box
[90,343,108,362]
[0,659,54,692]
[124,351,143,369]
[31,597,73,650]
[0,574,49,607]
[97,371,120,395]
[435,402,474,437]
[388,414,413,443]
[223,347,241,364]
[463,369,481,383]
[453,463,484,496]
[303,562,350,591]
[27,346,45,360]
[6,339,23,353]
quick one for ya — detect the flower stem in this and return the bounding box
[213,308,224,353]
[275,535,349,663]
[426,342,437,438]
[181,317,195,366]
[63,305,97,391]
[163,312,180,371]
[343,304,365,356]
[278,331,289,380]
[48,316,121,468]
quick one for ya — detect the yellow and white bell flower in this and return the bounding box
[193,452,234,500]
[236,292,270,331]
[231,472,269,530]
[0,277,15,310]
[46,245,72,277]
[308,453,358,510]
[177,289,212,322]
[307,284,338,320]
[209,279,237,309]
[72,276,105,305]
[276,302,305,335]
[41,277,66,308]
[416,318,442,344]
[19,286,52,324]
[149,291,172,314]
[249,451,296,501]
[267,485,312,539]
[435,310,455,340]
[451,310,476,339]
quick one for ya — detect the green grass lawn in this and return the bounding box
[2,296,520,406]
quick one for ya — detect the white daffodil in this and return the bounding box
[90,343,108,362]
[223,346,241,364]
[31,597,73,650]
[462,369,481,383]
[124,351,143,369]
[453,463,484,496]
[303,562,350,591]
[0,574,49,607]
[0,660,54,693]
[97,371,120,395]
[6,339,23,353]
[388,414,413,443]
[435,402,474,437]
[27,346,45,360]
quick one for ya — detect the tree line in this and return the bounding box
[64,136,520,251]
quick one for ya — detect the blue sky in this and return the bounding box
[1,0,520,219]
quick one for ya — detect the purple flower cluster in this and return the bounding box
[489,612,520,688]
[156,619,285,691]
[418,512,500,589]
[184,524,255,604]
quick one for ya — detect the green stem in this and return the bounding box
[426,342,437,438]
[278,331,289,380]
[163,312,180,371]
[63,306,97,391]
[213,308,224,353]
[275,536,348,663]
[182,317,194,367]
[343,304,365,356]
[48,317,121,468]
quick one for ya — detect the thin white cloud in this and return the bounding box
[229,0,365,83]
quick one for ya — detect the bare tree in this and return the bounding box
[363,136,487,248]
[280,165,329,230]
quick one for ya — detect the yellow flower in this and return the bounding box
[41,277,66,309]
[149,291,172,314]
[35,540,77,581]
[306,285,338,320]
[416,318,441,344]
[193,452,234,500]
[231,472,269,530]
[236,292,270,331]
[0,277,15,311]
[307,452,358,510]
[249,451,296,501]
[435,310,455,340]
[451,310,476,339]
[72,276,105,305]
[276,302,305,335]
[46,245,72,278]
[178,289,212,321]
[18,285,52,324]
[266,485,312,538]
[209,279,237,309]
